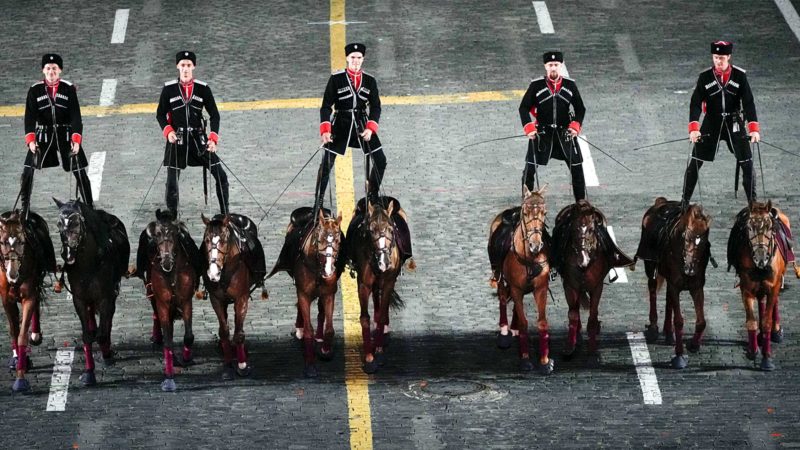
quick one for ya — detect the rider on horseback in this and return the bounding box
[518,51,587,201]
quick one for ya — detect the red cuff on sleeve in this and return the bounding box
[688,121,700,133]
[25,132,35,145]
[523,122,537,135]
[71,133,82,145]
[163,125,175,138]
[568,121,581,134]
[320,121,331,135]
[366,120,379,134]
[208,132,219,144]
[747,122,760,133]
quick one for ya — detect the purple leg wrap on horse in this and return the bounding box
[763,331,772,356]
[220,340,233,363]
[236,344,247,363]
[748,330,758,354]
[568,323,579,347]
[83,343,94,371]
[88,316,97,333]
[674,329,684,354]
[538,331,550,358]
[183,346,192,362]
[164,347,174,377]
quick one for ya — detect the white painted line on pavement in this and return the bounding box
[627,332,662,405]
[111,9,130,43]
[532,2,555,34]
[88,152,106,201]
[577,134,599,187]
[615,34,642,73]
[99,79,117,107]
[606,226,629,283]
[774,0,800,44]
[46,349,75,412]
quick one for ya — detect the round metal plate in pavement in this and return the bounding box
[404,379,508,402]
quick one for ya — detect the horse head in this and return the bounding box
[202,213,232,283]
[309,209,343,279]
[571,200,602,269]
[366,199,397,273]
[520,185,547,255]
[680,204,711,276]
[0,211,26,283]
[54,198,86,266]
[149,209,180,272]
[747,200,776,270]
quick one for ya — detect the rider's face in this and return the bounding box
[712,54,730,71]
[42,63,61,83]
[544,61,562,80]
[346,52,363,72]
[176,60,195,81]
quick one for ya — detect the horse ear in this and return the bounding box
[222,215,230,227]
[201,213,210,225]
[523,184,532,198]
[145,223,154,238]
[336,211,343,226]
[367,199,374,217]
[766,200,773,212]
[318,208,326,223]
[387,200,395,217]
[52,197,64,208]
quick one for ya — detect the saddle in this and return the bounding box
[635,200,683,263]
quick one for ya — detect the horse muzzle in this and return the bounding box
[4,261,19,283]
[160,257,175,273]
[207,264,221,282]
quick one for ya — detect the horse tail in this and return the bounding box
[388,289,405,311]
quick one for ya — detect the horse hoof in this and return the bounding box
[644,325,659,344]
[79,370,97,386]
[303,364,319,378]
[760,357,775,372]
[585,353,602,369]
[664,333,675,346]
[30,332,43,346]
[561,345,578,361]
[236,365,252,377]
[102,355,115,368]
[178,356,195,367]
[519,358,534,372]
[671,355,688,370]
[538,359,555,376]
[497,333,513,350]
[317,347,334,362]
[745,348,759,361]
[221,365,236,381]
[363,360,378,374]
[12,378,31,393]
[160,378,177,392]
[371,330,391,349]
[687,340,701,353]
[374,352,387,367]
[771,329,784,344]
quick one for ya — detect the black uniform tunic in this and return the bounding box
[156,79,220,169]
[23,80,87,170]
[320,70,382,155]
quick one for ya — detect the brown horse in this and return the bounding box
[55,198,130,386]
[201,213,265,380]
[727,201,800,371]
[552,200,634,359]
[136,209,202,391]
[267,207,345,377]
[636,198,712,369]
[0,210,55,393]
[346,196,412,374]
[488,186,553,374]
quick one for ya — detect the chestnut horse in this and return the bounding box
[267,207,345,377]
[55,198,130,385]
[201,213,266,380]
[727,201,800,371]
[0,210,55,392]
[136,209,202,391]
[552,200,634,359]
[346,196,412,374]
[488,187,553,374]
[636,198,711,369]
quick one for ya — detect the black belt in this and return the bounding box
[338,109,366,114]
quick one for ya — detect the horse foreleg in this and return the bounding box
[587,283,604,355]
[534,283,551,370]
[511,288,532,372]
[667,285,687,369]
[741,291,759,360]
[563,286,581,358]
[374,279,396,357]
[156,298,175,380]
[209,298,233,365]
[358,282,376,373]
[72,296,97,380]
[12,297,34,391]
[294,304,304,340]
[2,297,21,370]
[149,297,163,346]
[315,297,325,343]
[761,286,781,368]
[232,295,250,372]
[97,299,116,363]
[688,287,706,353]
[181,297,194,365]
[297,293,315,370]
[662,277,674,345]
[320,294,336,357]
[643,261,660,343]
[30,301,41,345]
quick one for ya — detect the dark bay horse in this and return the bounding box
[635,198,711,369]
[1,210,56,392]
[267,207,345,377]
[552,200,634,359]
[727,201,799,371]
[488,187,553,374]
[136,209,202,391]
[346,196,413,374]
[54,199,129,385]
[201,213,266,380]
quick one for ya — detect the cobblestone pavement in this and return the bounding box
[1,0,799,448]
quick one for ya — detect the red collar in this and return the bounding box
[546,76,562,92]
[44,78,60,87]
[713,66,731,84]
[346,69,362,77]
[180,78,194,87]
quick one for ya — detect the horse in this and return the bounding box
[54,198,129,385]
[727,200,800,371]
[635,198,712,369]
[267,207,345,377]
[488,186,553,374]
[346,196,413,374]
[0,210,56,392]
[136,209,202,391]
[201,213,266,381]
[552,200,634,360]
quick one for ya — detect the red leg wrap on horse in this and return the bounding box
[183,346,192,362]
[538,331,550,358]
[16,348,27,371]
[773,306,781,324]
[518,331,529,357]
[83,343,94,371]
[303,338,315,363]
[763,331,772,356]
[163,347,174,377]
[568,323,579,347]
[236,344,247,363]
[748,330,758,354]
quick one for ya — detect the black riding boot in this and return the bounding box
[739,159,757,204]
[211,164,230,215]
[19,166,34,219]
[166,167,180,217]
[73,169,93,208]
[682,159,704,209]
[367,149,387,205]
[313,152,336,218]
[569,163,587,202]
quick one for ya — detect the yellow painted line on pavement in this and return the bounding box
[0,90,525,118]
[328,1,372,449]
